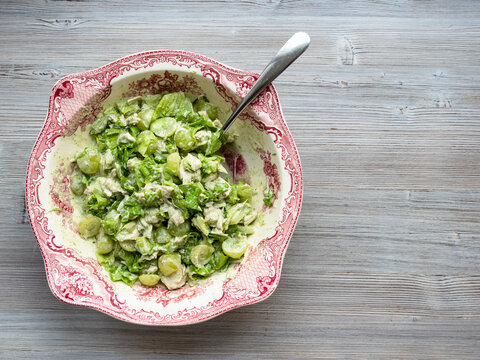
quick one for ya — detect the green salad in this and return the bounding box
[70,92,257,290]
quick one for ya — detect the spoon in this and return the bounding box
[221,32,310,132]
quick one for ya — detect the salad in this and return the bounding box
[69,92,258,290]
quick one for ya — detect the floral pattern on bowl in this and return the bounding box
[26,50,303,325]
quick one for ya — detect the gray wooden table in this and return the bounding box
[2,1,480,359]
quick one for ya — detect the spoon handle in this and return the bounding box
[221,32,310,132]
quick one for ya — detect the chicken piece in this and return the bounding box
[184,153,202,171]
[203,201,225,230]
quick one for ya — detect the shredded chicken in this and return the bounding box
[127,157,141,172]
[126,113,141,125]
[185,153,202,171]
[179,161,201,185]
[204,201,225,230]
[195,130,211,146]
[160,203,185,227]
[98,177,125,197]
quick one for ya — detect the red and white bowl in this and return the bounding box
[26,50,303,325]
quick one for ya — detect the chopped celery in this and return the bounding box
[136,130,157,157]
[263,187,274,207]
[137,107,154,131]
[193,96,218,120]
[153,92,194,119]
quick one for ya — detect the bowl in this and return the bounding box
[26,50,303,325]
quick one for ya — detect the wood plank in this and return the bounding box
[2,0,480,358]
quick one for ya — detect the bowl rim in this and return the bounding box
[26,49,303,325]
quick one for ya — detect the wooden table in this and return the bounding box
[2,1,480,358]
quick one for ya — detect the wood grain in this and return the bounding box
[1,0,480,359]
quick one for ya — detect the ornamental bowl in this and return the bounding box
[26,50,303,325]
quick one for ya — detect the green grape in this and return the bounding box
[190,244,214,268]
[139,274,160,287]
[174,128,196,151]
[96,234,114,254]
[70,172,86,195]
[165,152,180,176]
[78,215,101,238]
[168,221,190,237]
[222,236,248,259]
[154,226,174,244]
[76,147,100,175]
[150,117,177,138]
[118,240,137,252]
[158,253,181,276]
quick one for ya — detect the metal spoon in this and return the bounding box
[221,32,310,132]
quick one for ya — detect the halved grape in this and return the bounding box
[160,264,187,290]
[222,236,248,259]
[70,172,85,195]
[136,237,153,255]
[150,117,177,138]
[96,234,114,254]
[78,215,101,238]
[139,274,160,287]
[174,127,196,151]
[165,152,180,176]
[168,221,190,237]
[190,244,214,268]
[76,147,100,175]
[158,253,182,276]
[119,240,137,252]
[154,226,174,244]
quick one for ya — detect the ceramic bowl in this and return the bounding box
[26,50,303,325]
